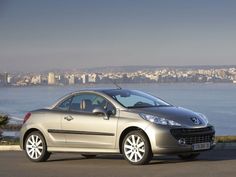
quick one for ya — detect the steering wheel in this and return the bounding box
[134,101,145,107]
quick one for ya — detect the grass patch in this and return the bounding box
[215,136,236,143]
[0,139,20,145]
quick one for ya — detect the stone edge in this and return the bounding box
[0,145,21,151]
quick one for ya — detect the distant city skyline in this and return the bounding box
[1,66,236,87]
[1,0,236,72]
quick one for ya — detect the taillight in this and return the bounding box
[23,112,31,124]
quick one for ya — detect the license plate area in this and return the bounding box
[192,142,210,151]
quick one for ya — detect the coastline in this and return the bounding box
[1,82,236,89]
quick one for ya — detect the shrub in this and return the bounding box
[0,114,8,126]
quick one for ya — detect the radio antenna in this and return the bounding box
[112,80,122,89]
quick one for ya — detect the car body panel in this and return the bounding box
[60,112,118,148]
[20,110,66,149]
[128,106,208,128]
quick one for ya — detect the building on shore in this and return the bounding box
[81,74,88,84]
[31,75,42,85]
[0,73,8,86]
[88,73,98,83]
[68,75,76,85]
[48,72,56,85]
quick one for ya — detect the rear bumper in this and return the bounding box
[19,126,27,150]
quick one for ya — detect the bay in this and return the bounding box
[0,83,236,135]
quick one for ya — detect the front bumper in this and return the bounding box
[145,124,215,154]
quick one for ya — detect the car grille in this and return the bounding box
[170,126,215,145]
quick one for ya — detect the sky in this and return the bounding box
[0,0,236,72]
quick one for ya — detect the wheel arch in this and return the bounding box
[118,126,151,154]
[23,128,45,150]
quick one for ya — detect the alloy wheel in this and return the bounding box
[26,134,43,159]
[122,130,153,165]
[124,134,145,162]
[24,131,51,162]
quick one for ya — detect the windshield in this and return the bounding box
[103,89,171,108]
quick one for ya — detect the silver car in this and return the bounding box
[20,88,215,165]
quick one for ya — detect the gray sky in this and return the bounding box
[1,0,236,72]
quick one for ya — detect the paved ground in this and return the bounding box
[0,150,236,177]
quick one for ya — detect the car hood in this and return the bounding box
[128,106,208,127]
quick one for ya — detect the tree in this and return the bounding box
[0,114,8,139]
[0,114,8,126]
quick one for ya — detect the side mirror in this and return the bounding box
[92,107,109,120]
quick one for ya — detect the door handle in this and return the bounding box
[64,115,74,121]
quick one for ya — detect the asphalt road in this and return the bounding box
[0,150,235,177]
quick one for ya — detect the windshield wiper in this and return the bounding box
[127,105,172,109]
[127,105,156,109]
[155,105,172,107]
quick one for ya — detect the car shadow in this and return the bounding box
[47,156,85,162]
[198,149,236,161]
[46,149,236,164]
[150,149,236,165]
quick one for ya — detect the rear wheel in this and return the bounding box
[122,130,152,165]
[178,153,200,160]
[81,154,97,159]
[24,131,51,162]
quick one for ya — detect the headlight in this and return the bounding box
[140,113,181,126]
[197,113,209,124]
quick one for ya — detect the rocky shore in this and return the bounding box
[0,114,8,138]
[0,114,22,143]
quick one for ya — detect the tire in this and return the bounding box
[178,153,200,160]
[24,131,51,162]
[122,130,152,165]
[81,154,97,159]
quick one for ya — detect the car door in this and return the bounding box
[61,93,118,149]
[47,96,73,146]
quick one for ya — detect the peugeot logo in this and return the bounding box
[190,117,202,125]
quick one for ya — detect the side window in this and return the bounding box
[57,97,72,111]
[93,96,116,115]
[70,94,94,112]
[106,102,116,115]
[69,93,116,114]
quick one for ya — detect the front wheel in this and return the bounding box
[122,130,152,165]
[24,131,51,162]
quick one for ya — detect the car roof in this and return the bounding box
[49,88,129,110]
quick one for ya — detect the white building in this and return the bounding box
[7,75,12,84]
[31,75,42,85]
[81,74,88,84]
[48,72,56,85]
[68,75,76,85]
[88,73,99,83]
